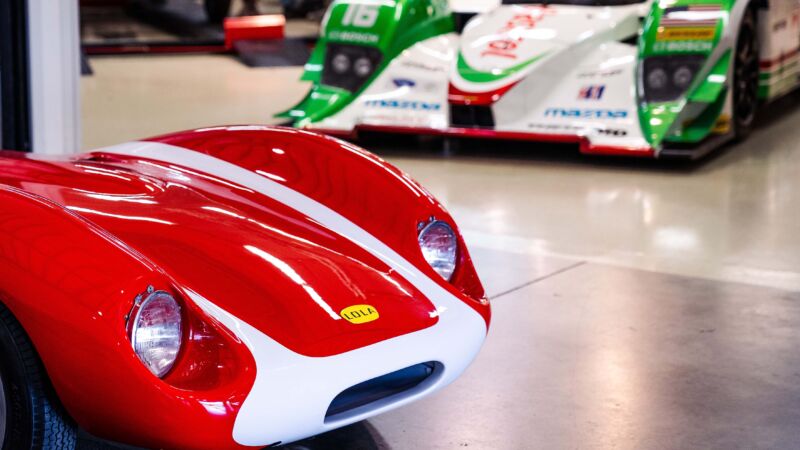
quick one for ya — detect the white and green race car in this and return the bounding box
[281,0,800,158]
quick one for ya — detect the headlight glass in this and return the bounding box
[321,43,383,92]
[331,53,350,74]
[642,54,705,103]
[128,290,182,378]
[418,220,458,281]
[647,67,669,90]
[673,66,694,89]
[353,57,372,77]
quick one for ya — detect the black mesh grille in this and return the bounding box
[450,104,495,128]
[326,362,438,419]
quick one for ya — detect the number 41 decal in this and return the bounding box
[341,4,380,28]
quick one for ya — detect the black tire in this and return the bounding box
[733,5,760,141]
[204,0,231,23]
[282,0,325,19]
[0,303,76,449]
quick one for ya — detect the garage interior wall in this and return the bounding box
[26,0,81,155]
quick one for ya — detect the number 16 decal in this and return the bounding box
[341,4,380,28]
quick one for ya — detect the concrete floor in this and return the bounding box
[294,262,800,450]
[80,54,800,449]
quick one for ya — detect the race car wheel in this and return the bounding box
[733,5,760,140]
[0,303,76,449]
[204,0,231,24]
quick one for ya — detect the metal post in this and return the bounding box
[0,0,32,152]
[27,0,81,154]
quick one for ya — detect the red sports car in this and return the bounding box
[0,126,490,449]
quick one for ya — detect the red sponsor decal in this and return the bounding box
[578,85,605,100]
[481,7,553,60]
[448,82,518,105]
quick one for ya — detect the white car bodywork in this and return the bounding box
[304,0,800,157]
[102,140,488,446]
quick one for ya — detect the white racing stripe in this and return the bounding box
[99,141,488,446]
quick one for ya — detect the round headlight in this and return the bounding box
[647,67,669,90]
[418,220,458,281]
[128,290,182,378]
[353,57,372,78]
[673,66,694,89]
[332,53,350,74]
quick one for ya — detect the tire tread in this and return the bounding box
[0,304,76,450]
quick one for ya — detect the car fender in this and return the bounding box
[0,183,257,450]
[637,0,753,146]
[280,0,454,126]
[304,33,457,133]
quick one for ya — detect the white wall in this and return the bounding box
[27,0,81,154]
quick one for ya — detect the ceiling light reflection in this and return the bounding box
[245,245,341,321]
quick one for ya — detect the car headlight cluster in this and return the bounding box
[322,43,383,92]
[418,220,458,281]
[127,289,182,378]
[641,54,706,103]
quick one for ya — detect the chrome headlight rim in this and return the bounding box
[417,219,459,282]
[126,287,183,378]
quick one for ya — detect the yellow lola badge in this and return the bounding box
[340,305,379,324]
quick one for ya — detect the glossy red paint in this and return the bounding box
[0,126,489,449]
[224,15,285,50]
[0,184,256,449]
[145,127,489,326]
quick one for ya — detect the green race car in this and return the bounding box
[282,0,800,158]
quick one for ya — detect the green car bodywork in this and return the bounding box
[286,0,756,154]
[638,0,735,148]
[278,0,454,127]
[455,51,551,84]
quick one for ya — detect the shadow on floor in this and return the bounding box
[76,420,387,449]
[278,421,389,450]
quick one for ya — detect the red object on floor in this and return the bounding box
[224,15,285,50]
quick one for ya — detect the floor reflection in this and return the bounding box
[361,90,800,291]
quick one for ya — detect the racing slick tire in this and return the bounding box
[733,4,760,141]
[0,303,76,449]
[204,0,231,23]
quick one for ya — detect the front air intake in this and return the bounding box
[450,104,495,128]
[325,362,441,420]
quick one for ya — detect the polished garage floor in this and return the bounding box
[81,55,800,449]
